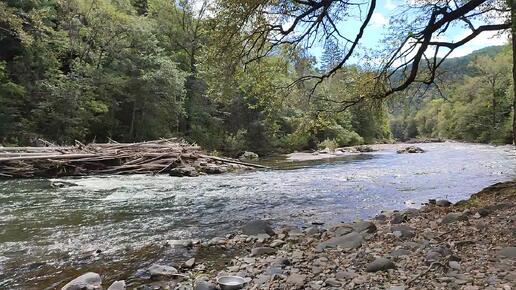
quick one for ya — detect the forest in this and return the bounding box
[0,0,513,156]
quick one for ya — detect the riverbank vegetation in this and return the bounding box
[0,0,514,156]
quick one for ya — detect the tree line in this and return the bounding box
[0,0,513,156]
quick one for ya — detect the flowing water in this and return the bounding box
[0,142,515,288]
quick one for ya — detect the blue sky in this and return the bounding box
[310,0,510,63]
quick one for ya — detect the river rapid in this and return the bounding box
[0,142,515,288]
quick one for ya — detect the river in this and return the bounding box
[0,142,515,288]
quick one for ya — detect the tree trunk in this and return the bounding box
[512,0,516,144]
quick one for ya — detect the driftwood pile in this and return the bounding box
[0,138,266,178]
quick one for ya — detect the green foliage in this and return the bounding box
[390,47,513,144]
[0,0,396,153]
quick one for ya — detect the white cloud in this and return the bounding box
[371,12,389,27]
[385,0,397,10]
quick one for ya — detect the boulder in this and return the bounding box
[366,258,395,272]
[316,232,363,251]
[61,272,102,290]
[397,146,425,154]
[242,220,275,236]
[441,213,468,224]
[107,281,126,290]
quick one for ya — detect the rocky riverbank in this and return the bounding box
[59,181,515,290]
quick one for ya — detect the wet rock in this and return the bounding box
[391,225,415,239]
[316,232,363,251]
[242,220,275,236]
[170,166,198,177]
[436,199,452,207]
[498,247,516,259]
[194,280,218,290]
[107,281,126,290]
[352,221,377,233]
[441,213,468,224]
[148,264,178,279]
[239,151,259,160]
[183,258,195,268]
[286,273,306,287]
[366,257,395,272]
[250,247,275,256]
[62,272,101,290]
[397,146,425,154]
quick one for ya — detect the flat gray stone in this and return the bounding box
[316,232,363,251]
[61,272,101,290]
[366,258,395,272]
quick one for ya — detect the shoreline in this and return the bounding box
[57,181,515,289]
